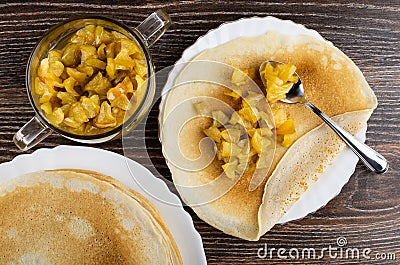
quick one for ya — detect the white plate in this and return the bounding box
[160,16,365,224]
[0,145,206,264]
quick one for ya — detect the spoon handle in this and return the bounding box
[304,102,388,173]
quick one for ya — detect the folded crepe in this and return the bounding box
[0,169,182,264]
[161,31,377,240]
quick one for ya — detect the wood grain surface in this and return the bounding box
[0,1,399,264]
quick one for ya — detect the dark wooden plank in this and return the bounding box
[0,0,399,264]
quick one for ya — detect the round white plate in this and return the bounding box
[159,16,365,224]
[0,145,206,264]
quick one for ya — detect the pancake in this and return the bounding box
[0,169,182,264]
[161,31,377,240]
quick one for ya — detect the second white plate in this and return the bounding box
[159,16,365,224]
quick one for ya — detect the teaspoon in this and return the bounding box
[259,60,388,173]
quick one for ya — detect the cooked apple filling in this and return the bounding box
[195,62,299,178]
[34,25,147,135]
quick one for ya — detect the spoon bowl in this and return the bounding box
[260,60,306,104]
[259,60,388,174]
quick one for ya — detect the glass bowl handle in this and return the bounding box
[13,117,52,151]
[136,9,171,47]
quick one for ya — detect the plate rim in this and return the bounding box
[158,15,325,118]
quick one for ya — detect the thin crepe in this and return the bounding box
[0,169,182,264]
[161,31,377,240]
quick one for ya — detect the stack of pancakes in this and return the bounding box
[0,169,182,264]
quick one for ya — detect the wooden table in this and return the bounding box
[0,1,399,264]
